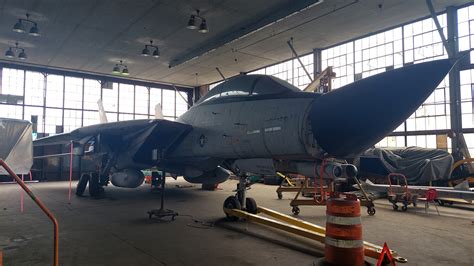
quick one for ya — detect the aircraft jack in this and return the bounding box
[147,173,178,220]
[222,205,407,264]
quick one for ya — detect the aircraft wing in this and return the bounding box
[34,119,193,162]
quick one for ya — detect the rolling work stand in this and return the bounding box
[147,171,179,220]
[279,174,376,216]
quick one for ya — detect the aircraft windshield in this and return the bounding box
[197,75,300,104]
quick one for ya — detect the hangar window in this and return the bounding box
[149,88,162,118]
[46,75,64,108]
[44,108,63,134]
[25,71,45,106]
[0,104,22,119]
[63,109,82,132]
[83,110,99,127]
[106,112,118,122]
[83,79,101,110]
[162,89,176,118]
[1,68,24,96]
[24,106,44,133]
[176,90,188,117]
[118,113,134,121]
[65,77,83,109]
[135,86,149,115]
[102,83,118,112]
[119,84,134,113]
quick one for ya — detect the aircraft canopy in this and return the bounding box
[198,74,300,104]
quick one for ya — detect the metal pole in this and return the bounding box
[0,159,59,266]
[216,67,227,81]
[287,39,313,82]
[161,173,165,210]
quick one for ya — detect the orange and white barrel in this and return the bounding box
[325,194,364,266]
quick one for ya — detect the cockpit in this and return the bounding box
[196,75,301,104]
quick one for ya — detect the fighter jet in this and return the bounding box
[34,59,453,214]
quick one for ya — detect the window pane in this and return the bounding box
[46,75,64,108]
[176,90,188,117]
[118,113,134,121]
[65,77,83,109]
[106,112,117,122]
[103,83,118,112]
[162,90,175,117]
[24,106,44,133]
[64,109,82,132]
[83,110,99,127]
[1,68,24,96]
[0,104,22,119]
[135,114,149,119]
[45,108,63,134]
[119,84,134,113]
[83,79,101,110]
[149,88,162,116]
[135,86,149,114]
[25,71,45,106]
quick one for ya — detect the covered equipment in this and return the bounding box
[0,118,33,175]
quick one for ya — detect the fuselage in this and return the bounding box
[166,75,324,178]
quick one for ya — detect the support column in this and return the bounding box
[447,6,462,159]
[313,48,322,77]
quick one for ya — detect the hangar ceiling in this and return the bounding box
[0,0,471,87]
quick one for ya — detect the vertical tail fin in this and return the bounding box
[97,99,108,123]
[155,103,163,119]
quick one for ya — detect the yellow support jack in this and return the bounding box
[223,206,407,263]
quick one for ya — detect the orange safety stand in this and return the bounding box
[0,160,59,266]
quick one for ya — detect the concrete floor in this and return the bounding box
[0,179,473,266]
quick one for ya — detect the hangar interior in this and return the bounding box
[0,1,474,266]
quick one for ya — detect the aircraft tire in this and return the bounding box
[223,196,241,221]
[245,197,258,214]
[76,174,90,196]
[89,173,102,197]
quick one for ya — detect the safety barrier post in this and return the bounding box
[68,141,73,203]
[0,159,59,266]
[325,193,364,266]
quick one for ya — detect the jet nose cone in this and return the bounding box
[309,59,453,158]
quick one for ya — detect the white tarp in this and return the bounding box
[0,118,33,175]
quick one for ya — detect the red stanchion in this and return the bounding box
[20,174,24,213]
[68,141,73,203]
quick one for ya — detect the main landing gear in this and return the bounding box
[223,174,258,221]
[76,172,106,198]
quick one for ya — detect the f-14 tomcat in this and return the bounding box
[34,59,453,215]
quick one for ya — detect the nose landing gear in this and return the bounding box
[223,174,258,220]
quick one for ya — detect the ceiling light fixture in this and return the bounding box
[140,40,160,58]
[12,13,41,36]
[112,60,130,76]
[187,10,208,33]
[4,42,28,60]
